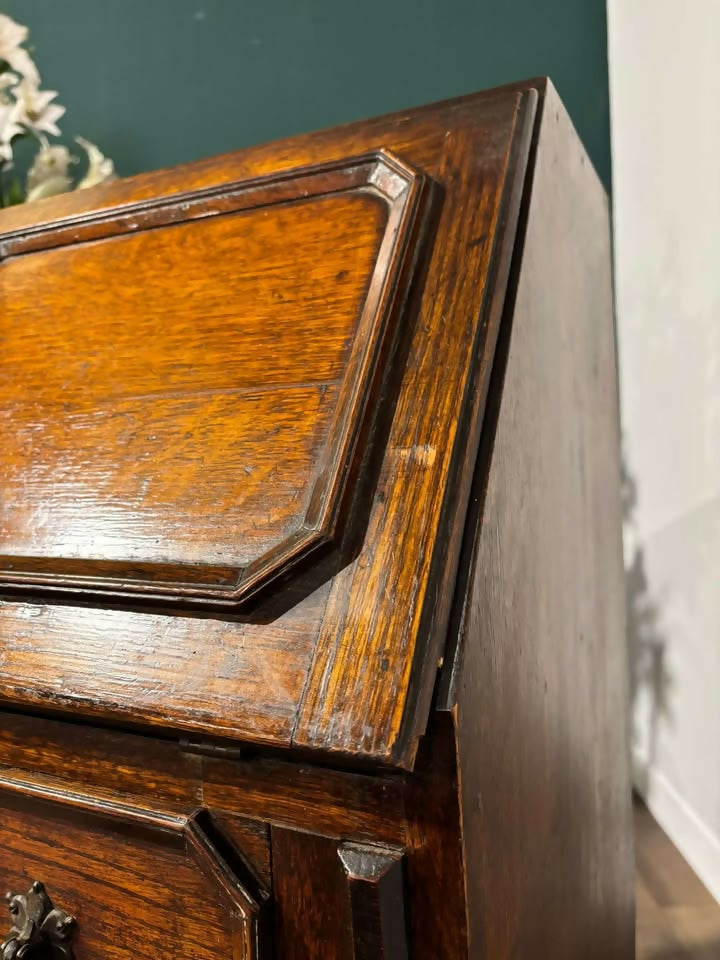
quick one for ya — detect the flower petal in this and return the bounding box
[26,173,72,202]
[75,136,116,189]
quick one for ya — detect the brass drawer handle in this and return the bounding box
[2,881,76,959]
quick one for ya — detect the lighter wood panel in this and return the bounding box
[0,579,329,744]
[1,194,384,400]
[0,192,384,574]
[0,151,431,609]
[0,385,338,566]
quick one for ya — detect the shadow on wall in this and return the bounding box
[622,454,672,792]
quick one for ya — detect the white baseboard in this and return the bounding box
[633,750,720,904]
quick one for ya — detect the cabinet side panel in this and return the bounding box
[455,82,634,958]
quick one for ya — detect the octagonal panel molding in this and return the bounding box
[0,151,428,608]
[0,774,271,959]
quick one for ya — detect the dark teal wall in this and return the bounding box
[8,0,611,188]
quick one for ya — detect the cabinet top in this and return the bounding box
[0,82,537,768]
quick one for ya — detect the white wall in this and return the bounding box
[607,0,720,901]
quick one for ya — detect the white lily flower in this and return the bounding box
[0,16,114,202]
[14,76,65,136]
[26,139,73,202]
[0,14,39,83]
[0,14,28,54]
[75,136,115,189]
[0,96,23,165]
[0,71,16,96]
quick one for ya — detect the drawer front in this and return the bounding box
[0,778,269,959]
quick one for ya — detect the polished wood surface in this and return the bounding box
[338,842,408,959]
[0,155,425,608]
[0,80,632,958]
[0,782,269,959]
[272,827,354,959]
[0,88,536,768]
[439,80,634,957]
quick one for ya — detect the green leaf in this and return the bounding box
[7,177,25,206]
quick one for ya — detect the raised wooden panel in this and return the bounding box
[0,89,536,765]
[0,775,270,959]
[0,153,426,608]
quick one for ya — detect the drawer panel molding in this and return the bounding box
[0,775,270,959]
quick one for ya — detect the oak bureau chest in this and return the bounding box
[0,79,634,958]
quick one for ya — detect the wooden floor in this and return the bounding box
[636,801,720,958]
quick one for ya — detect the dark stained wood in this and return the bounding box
[0,87,536,767]
[212,814,273,890]
[0,79,633,959]
[0,711,207,806]
[0,709,407,845]
[441,79,635,957]
[0,777,269,959]
[272,827,353,959]
[203,755,406,846]
[403,713,468,958]
[338,842,408,960]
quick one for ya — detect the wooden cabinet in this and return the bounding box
[0,780,270,959]
[0,78,634,958]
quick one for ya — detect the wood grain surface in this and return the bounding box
[272,827,354,959]
[0,153,426,607]
[0,87,536,768]
[0,80,636,959]
[0,707,469,957]
[0,782,270,959]
[445,80,635,958]
[338,841,408,959]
